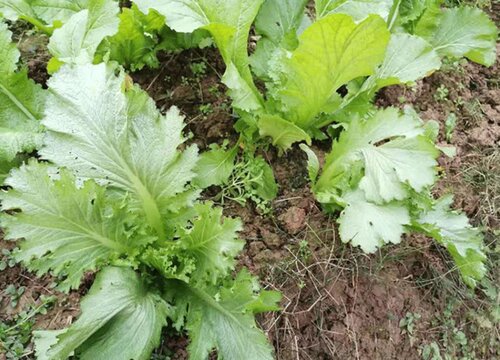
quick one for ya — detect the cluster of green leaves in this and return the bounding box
[134,0,496,287]
[0,0,497,359]
[0,294,56,359]
[133,0,492,150]
[0,16,280,357]
[195,143,278,212]
[303,108,487,286]
[0,0,210,73]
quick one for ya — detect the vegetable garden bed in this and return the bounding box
[0,0,498,359]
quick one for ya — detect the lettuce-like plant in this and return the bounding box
[1,63,281,359]
[0,0,121,71]
[301,108,486,287]
[135,0,497,150]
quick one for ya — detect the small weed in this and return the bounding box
[434,85,449,102]
[400,312,421,346]
[190,61,207,78]
[199,103,213,116]
[0,295,56,359]
[4,285,26,308]
[463,99,484,124]
[421,342,443,360]
[208,84,220,96]
[298,240,311,261]
[0,248,17,271]
[218,152,277,214]
[444,113,457,142]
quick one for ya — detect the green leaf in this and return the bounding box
[48,0,119,67]
[134,0,265,111]
[177,203,243,283]
[0,21,44,169]
[336,34,441,117]
[142,203,242,285]
[316,108,439,204]
[371,33,442,89]
[273,14,390,131]
[31,0,90,23]
[40,63,199,239]
[416,7,498,66]
[0,20,19,74]
[250,0,308,79]
[258,114,311,151]
[171,269,280,360]
[248,156,278,201]
[417,195,487,287]
[255,0,308,43]
[35,266,170,360]
[0,0,37,21]
[315,0,393,21]
[299,144,320,182]
[398,0,429,26]
[96,4,166,71]
[339,189,410,253]
[193,144,237,189]
[0,162,143,291]
[222,63,263,111]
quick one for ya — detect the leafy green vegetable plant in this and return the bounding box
[302,107,487,286]
[0,2,497,359]
[135,0,497,150]
[0,63,280,359]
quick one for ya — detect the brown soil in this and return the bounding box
[1,19,499,360]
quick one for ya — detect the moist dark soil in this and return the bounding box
[1,21,499,360]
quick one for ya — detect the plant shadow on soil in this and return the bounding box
[1,19,499,360]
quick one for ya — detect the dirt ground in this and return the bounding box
[1,10,499,360]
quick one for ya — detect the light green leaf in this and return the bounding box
[417,195,486,287]
[177,203,243,283]
[193,144,237,189]
[142,203,242,284]
[0,21,44,167]
[250,0,308,79]
[222,63,263,111]
[398,0,429,26]
[0,162,143,291]
[33,330,69,360]
[0,0,36,21]
[258,114,311,151]
[316,108,439,204]
[275,14,389,131]
[371,33,442,89]
[134,0,265,111]
[339,189,410,253]
[31,0,90,23]
[315,0,393,21]
[416,7,498,66]
[96,4,166,71]
[248,156,278,201]
[40,63,199,239]
[48,0,119,67]
[0,20,19,74]
[172,269,280,360]
[337,34,442,116]
[35,266,170,360]
[299,144,320,182]
[255,0,308,43]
